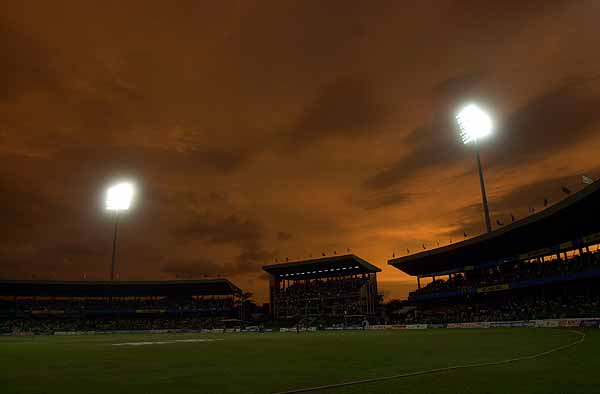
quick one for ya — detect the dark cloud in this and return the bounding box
[364,118,460,190]
[162,258,225,278]
[277,231,293,241]
[46,241,104,258]
[56,144,248,176]
[284,76,386,148]
[175,215,263,245]
[366,76,600,190]
[209,191,229,202]
[170,209,273,281]
[168,215,277,276]
[487,77,600,168]
[356,191,414,210]
[239,1,381,86]
[0,21,58,100]
[235,247,277,274]
[0,173,72,242]
[434,73,484,103]
[161,246,276,278]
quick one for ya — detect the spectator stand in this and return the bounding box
[263,255,381,325]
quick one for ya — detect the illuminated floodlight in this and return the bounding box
[106,182,134,211]
[103,181,137,281]
[456,104,493,144]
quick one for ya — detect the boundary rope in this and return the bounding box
[270,329,586,394]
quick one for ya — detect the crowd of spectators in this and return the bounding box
[0,296,239,335]
[0,296,235,314]
[401,290,600,325]
[413,250,600,296]
[0,316,230,335]
[274,276,371,318]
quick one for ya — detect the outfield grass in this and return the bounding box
[0,329,596,394]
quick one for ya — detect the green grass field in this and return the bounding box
[0,329,597,394]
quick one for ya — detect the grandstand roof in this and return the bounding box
[389,179,600,276]
[0,279,242,297]
[263,254,380,278]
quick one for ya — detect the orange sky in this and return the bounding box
[2,1,600,302]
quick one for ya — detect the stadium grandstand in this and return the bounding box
[263,255,381,326]
[388,179,600,324]
[0,279,243,335]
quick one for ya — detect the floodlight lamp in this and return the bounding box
[106,182,134,211]
[456,104,493,144]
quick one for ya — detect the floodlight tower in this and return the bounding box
[105,182,134,280]
[456,104,493,233]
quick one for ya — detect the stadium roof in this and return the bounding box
[263,254,380,279]
[0,279,242,297]
[389,179,600,277]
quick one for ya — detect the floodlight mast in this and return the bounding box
[110,211,120,281]
[474,140,492,233]
[105,182,134,281]
[456,105,493,234]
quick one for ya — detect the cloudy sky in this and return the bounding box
[2,0,600,301]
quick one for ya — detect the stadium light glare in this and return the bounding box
[456,104,493,144]
[106,182,135,211]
